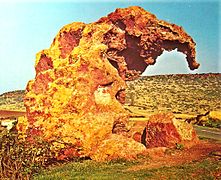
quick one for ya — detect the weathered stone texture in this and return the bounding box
[144,113,199,148]
[98,6,199,81]
[22,6,199,161]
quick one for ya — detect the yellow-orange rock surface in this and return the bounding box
[22,6,200,161]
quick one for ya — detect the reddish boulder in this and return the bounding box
[144,113,199,148]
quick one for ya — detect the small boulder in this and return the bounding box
[144,113,198,148]
[91,134,146,162]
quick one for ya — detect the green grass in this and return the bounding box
[34,157,221,180]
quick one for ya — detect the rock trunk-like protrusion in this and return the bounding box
[98,6,199,82]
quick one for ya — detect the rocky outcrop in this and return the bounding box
[144,113,199,148]
[22,6,199,161]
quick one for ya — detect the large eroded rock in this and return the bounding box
[21,6,199,161]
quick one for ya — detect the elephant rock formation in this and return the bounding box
[22,6,199,161]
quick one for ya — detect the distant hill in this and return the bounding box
[0,74,220,114]
[0,90,25,98]
[0,90,25,111]
[125,73,221,114]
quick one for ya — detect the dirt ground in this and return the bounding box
[128,140,221,172]
[0,110,26,118]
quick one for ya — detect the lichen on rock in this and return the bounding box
[21,6,200,161]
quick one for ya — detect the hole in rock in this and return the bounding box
[115,20,126,30]
[101,81,113,87]
[142,49,198,76]
[109,59,119,69]
[115,89,125,104]
[141,127,147,147]
[118,34,147,72]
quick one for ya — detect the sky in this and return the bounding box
[0,0,220,94]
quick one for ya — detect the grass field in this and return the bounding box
[34,148,221,180]
[33,140,221,179]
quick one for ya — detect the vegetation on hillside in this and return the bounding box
[126,74,221,114]
[1,74,220,114]
[0,90,25,111]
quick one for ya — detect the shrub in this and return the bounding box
[0,127,55,179]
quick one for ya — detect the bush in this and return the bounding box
[0,127,55,179]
